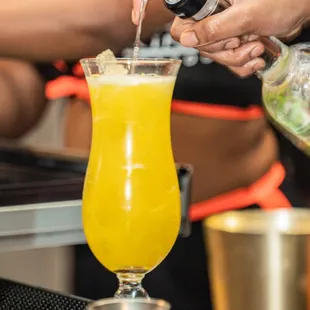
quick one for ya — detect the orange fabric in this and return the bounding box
[172,100,264,120]
[190,162,292,222]
[53,60,68,73]
[46,74,264,121]
[72,63,84,78]
[46,76,89,102]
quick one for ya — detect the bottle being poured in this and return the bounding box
[164,0,310,155]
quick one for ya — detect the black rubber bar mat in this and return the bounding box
[0,278,90,310]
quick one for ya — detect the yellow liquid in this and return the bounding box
[83,74,181,274]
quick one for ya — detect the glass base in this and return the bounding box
[114,285,149,299]
[114,270,149,299]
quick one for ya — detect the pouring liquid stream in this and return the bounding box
[131,0,149,73]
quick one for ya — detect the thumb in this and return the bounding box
[181,6,254,46]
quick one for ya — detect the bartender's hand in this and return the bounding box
[132,0,145,24]
[169,0,310,76]
[170,17,265,77]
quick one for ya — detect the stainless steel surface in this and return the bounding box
[165,0,179,4]
[204,209,310,310]
[88,298,170,310]
[0,200,85,251]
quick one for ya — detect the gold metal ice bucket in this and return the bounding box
[204,209,310,310]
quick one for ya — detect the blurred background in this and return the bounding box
[0,99,74,293]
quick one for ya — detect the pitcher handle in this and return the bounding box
[177,164,193,238]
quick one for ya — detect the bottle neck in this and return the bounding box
[257,37,292,85]
[258,37,283,71]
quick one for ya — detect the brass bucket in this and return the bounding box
[204,209,310,310]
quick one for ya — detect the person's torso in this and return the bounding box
[34,27,310,203]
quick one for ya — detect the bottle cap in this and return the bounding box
[164,0,219,21]
[164,0,207,19]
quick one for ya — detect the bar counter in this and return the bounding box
[0,143,191,252]
[0,144,87,252]
[0,199,85,252]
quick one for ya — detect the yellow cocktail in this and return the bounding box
[80,58,181,298]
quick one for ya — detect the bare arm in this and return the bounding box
[0,0,173,61]
[0,59,46,138]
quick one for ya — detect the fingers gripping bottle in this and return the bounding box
[164,0,310,155]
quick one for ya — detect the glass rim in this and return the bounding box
[80,57,182,65]
[88,298,170,308]
[204,209,310,235]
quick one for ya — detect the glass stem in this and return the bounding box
[114,272,149,299]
